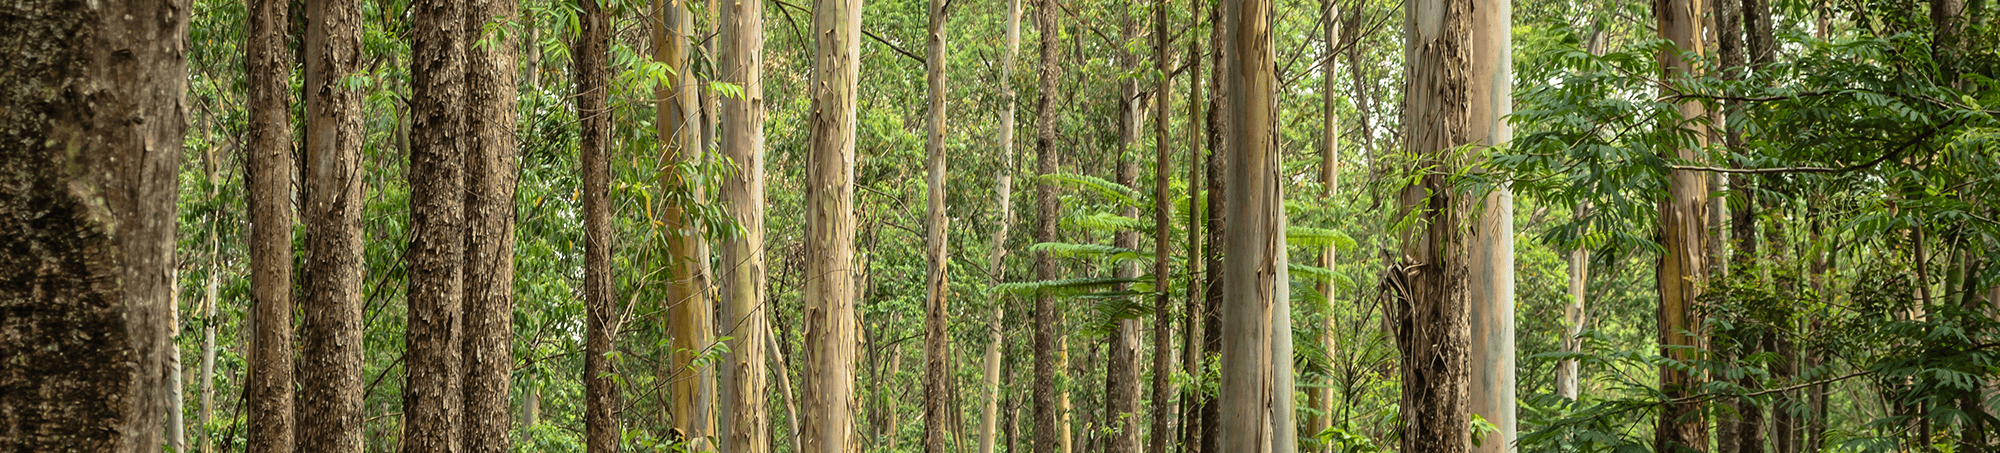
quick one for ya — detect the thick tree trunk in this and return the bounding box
[0,0,185,449]
[1653,0,1712,447]
[407,0,470,447]
[1033,0,1065,452]
[654,0,716,445]
[297,0,368,447]
[577,0,619,449]
[922,0,953,450]
[802,0,864,447]
[1394,0,1475,450]
[462,0,520,449]
[1216,0,1283,448]
[1467,0,1515,449]
[979,3,1023,452]
[1149,0,1177,451]
[247,0,297,448]
[719,0,771,448]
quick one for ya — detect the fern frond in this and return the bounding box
[1037,173,1146,207]
[990,277,1141,297]
[1287,226,1357,251]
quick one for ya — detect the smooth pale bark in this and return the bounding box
[978,2,1023,452]
[1032,0,1064,452]
[1466,0,1515,449]
[1557,245,1588,400]
[1216,0,1284,449]
[246,0,296,448]
[719,0,771,448]
[770,327,804,450]
[1395,0,1475,450]
[1107,12,1143,453]
[921,0,953,451]
[1148,0,1177,451]
[169,286,187,453]
[1653,0,1712,447]
[199,131,221,453]
[462,0,520,449]
[297,0,367,447]
[1309,0,1340,441]
[802,0,864,447]
[577,0,619,449]
[0,0,184,449]
[653,0,716,445]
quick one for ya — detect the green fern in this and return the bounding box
[1037,173,1146,207]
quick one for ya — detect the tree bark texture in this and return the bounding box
[1199,1,1228,450]
[1033,0,1064,452]
[577,0,619,449]
[1467,0,1515,449]
[1107,12,1144,453]
[802,0,864,447]
[1149,0,1178,451]
[298,0,368,447]
[922,0,953,451]
[1395,0,1475,450]
[247,0,297,449]
[462,0,520,449]
[1217,0,1283,449]
[1653,0,1712,447]
[653,0,716,445]
[1179,0,1206,449]
[1309,0,1341,438]
[0,0,186,449]
[200,156,220,453]
[719,0,771,448]
[407,0,470,448]
[979,1,1023,452]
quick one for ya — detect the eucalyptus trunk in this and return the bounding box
[1467,0,1515,449]
[1032,0,1065,451]
[921,0,954,450]
[978,1,1023,452]
[1653,0,1713,447]
[1308,0,1341,442]
[719,0,771,447]
[463,0,521,449]
[1107,12,1144,453]
[297,0,368,446]
[802,0,865,447]
[246,0,297,447]
[1149,0,1178,450]
[1394,0,1476,449]
[576,0,619,449]
[654,0,716,444]
[1216,0,1286,449]
[406,0,471,447]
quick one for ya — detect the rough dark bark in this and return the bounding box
[1179,0,1207,448]
[462,0,520,449]
[406,0,470,448]
[1032,0,1064,452]
[247,0,297,449]
[1149,0,1177,450]
[1198,1,1228,450]
[577,0,619,450]
[297,0,368,447]
[0,0,186,450]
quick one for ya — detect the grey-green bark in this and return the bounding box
[719,0,771,447]
[921,0,953,450]
[1467,0,1515,449]
[1216,0,1284,448]
[802,0,864,446]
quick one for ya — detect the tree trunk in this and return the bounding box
[653,0,716,445]
[1108,12,1144,453]
[1216,0,1284,447]
[979,2,1024,452]
[463,0,521,449]
[1394,0,1475,449]
[1467,0,1515,449]
[1033,0,1065,451]
[297,0,368,446]
[407,0,470,447]
[1199,0,1228,449]
[1180,0,1207,448]
[169,285,188,453]
[1653,0,1712,447]
[1308,0,1341,442]
[719,0,771,448]
[247,0,297,448]
[922,0,953,450]
[199,123,222,453]
[1558,244,1587,400]
[0,0,185,450]
[770,326,804,452]
[577,0,619,449]
[1149,0,1178,450]
[802,0,864,446]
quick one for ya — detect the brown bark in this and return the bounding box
[719,0,771,448]
[462,0,520,449]
[1180,0,1207,448]
[201,154,220,453]
[1149,0,1177,450]
[297,0,368,447]
[1311,3,1342,438]
[1107,12,1144,453]
[1033,0,1065,451]
[1654,0,1712,447]
[577,0,619,449]
[802,0,864,447]
[1198,0,1228,449]
[247,0,297,449]
[922,0,953,451]
[0,0,186,449]
[407,0,470,448]
[1394,0,1475,450]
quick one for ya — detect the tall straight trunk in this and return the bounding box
[1653,0,1712,447]
[1198,0,1228,450]
[1107,13,1144,453]
[1032,0,1064,451]
[802,0,864,446]
[1216,0,1284,448]
[654,0,716,444]
[577,0,619,449]
[199,129,222,453]
[1148,0,1177,450]
[1179,0,1207,448]
[247,0,297,448]
[1308,0,1341,442]
[770,327,803,451]
[1466,0,1514,450]
[921,0,953,450]
[298,0,368,447]
[1558,245,1587,400]
[979,2,1024,452]
[0,0,185,449]
[1395,0,1475,449]
[463,0,521,449]
[1743,0,1774,66]
[407,0,470,447]
[169,283,187,453]
[719,0,771,448]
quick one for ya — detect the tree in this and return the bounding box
[654,0,716,443]
[1308,0,1340,440]
[978,1,1024,452]
[199,146,221,453]
[577,0,619,449]
[1106,10,1144,453]
[1148,0,1177,450]
[246,0,297,449]
[0,0,186,449]
[801,0,865,447]
[1651,0,1712,448]
[718,0,771,447]
[921,0,954,450]
[1215,0,1288,447]
[406,0,469,447]
[1466,0,1515,449]
[297,0,369,447]
[462,0,521,448]
[1393,0,1475,450]
[1032,0,1065,451]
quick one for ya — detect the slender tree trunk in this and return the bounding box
[979,3,1024,452]
[802,0,864,446]
[1216,0,1284,447]
[169,284,188,453]
[1199,0,1228,449]
[463,0,521,449]
[1033,0,1065,451]
[1394,0,1475,449]
[653,0,716,445]
[922,0,954,450]
[720,0,771,448]
[0,0,185,450]
[1180,0,1207,448]
[1654,0,1712,447]
[1558,244,1588,400]
[1467,0,1515,449]
[770,327,804,452]
[1148,0,1177,450]
[247,0,297,448]
[297,0,368,446]
[1107,12,1144,453]
[577,0,619,449]
[1308,0,1341,444]
[199,129,222,453]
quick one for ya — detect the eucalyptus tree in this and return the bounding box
[245,0,296,449]
[1107,11,1144,453]
[1032,0,1065,451]
[920,0,954,449]
[0,0,186,450]
[1215,0,1288,448]
[977,0,1024,451]
[462,0,521,449]
[801,0,866,447]
[1466,0,1515,448]
[718,0,771,446]
[655,0,715,442]
[1147,0,1176,450]
[1651,0,1711,448]
[576,0,619,449]
[297,0,369,447]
